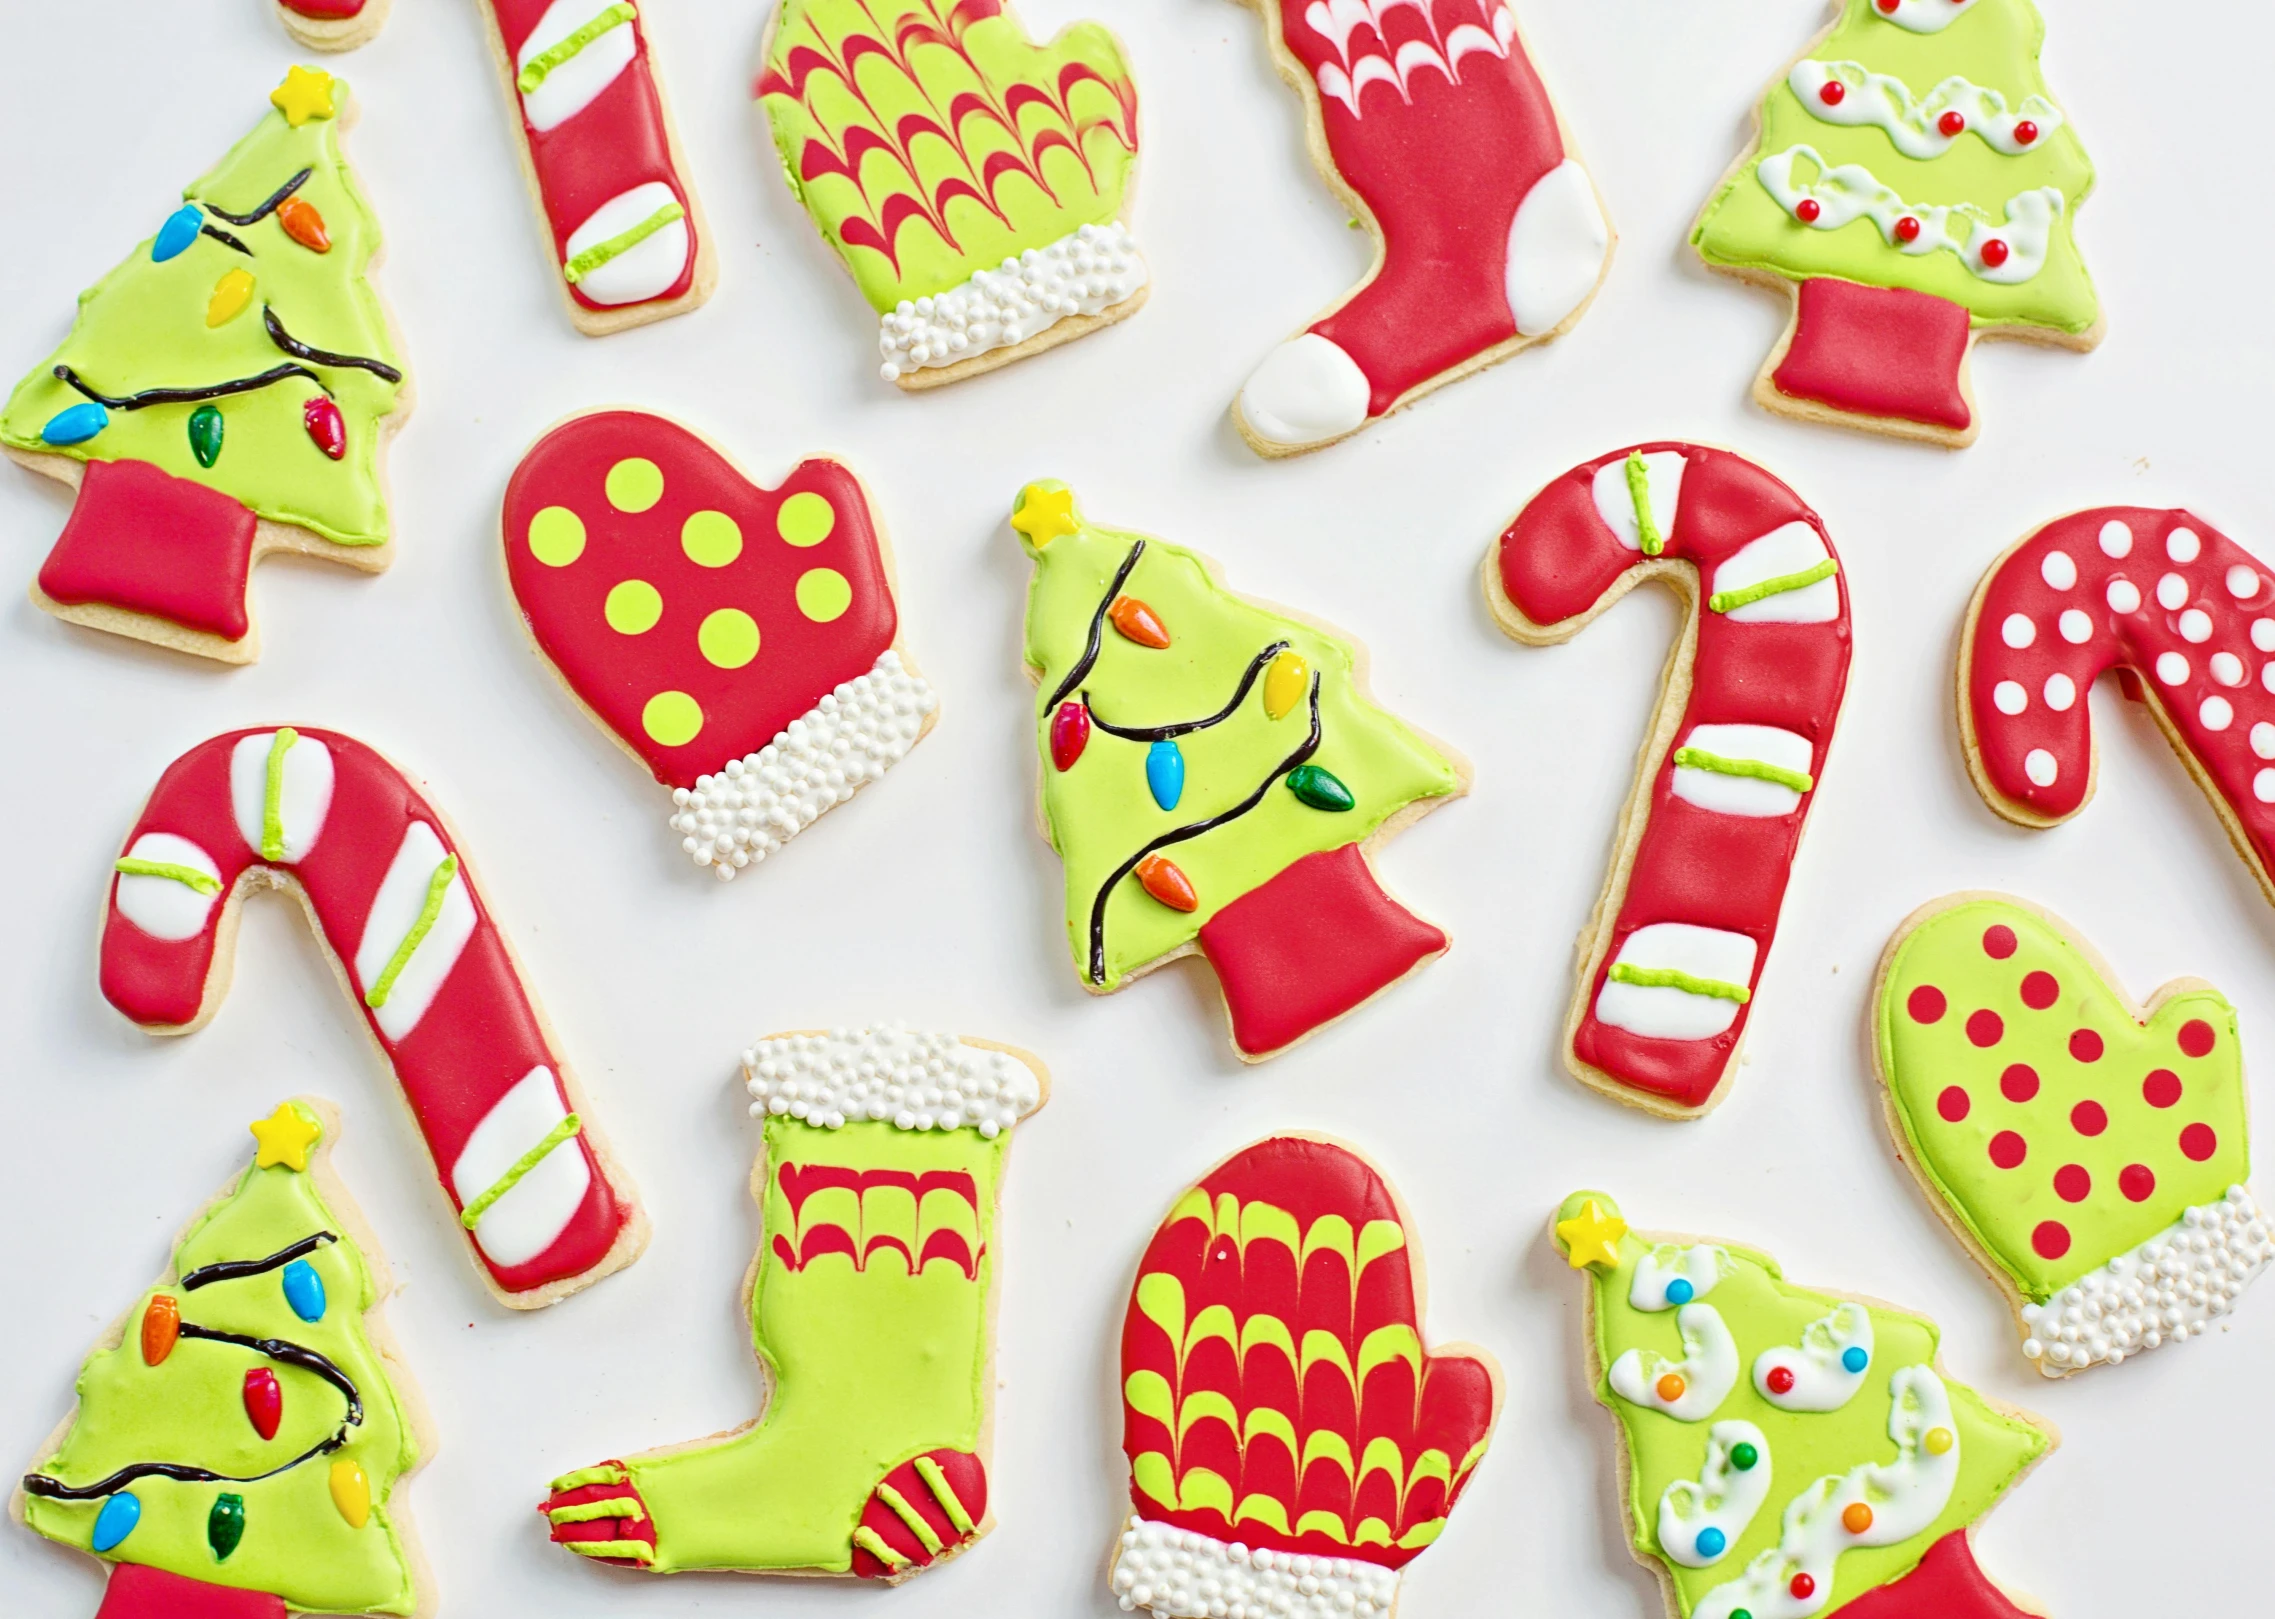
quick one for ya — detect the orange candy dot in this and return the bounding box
[1655,1373,1687,1403]
[1842,1502,1874,1535]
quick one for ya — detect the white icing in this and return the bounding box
[1593,452,1685,554]
[2000,612,2035,649]
[1873,0,1977,34]
[880,222,1147,382]
[228,731,334,863]
[1752,1303,1873,1412]
[2156,572,2189,609]
[2213,652,2247,686]
[2099,520,2134,558]
[1610,1303,1740,1420]
[2254,722,2275,759]
[1659,1422,1773,1569]
[1307,0,1518,118]
[2043,673,2077,711]
[515,0,638,132]
[352,820,476,1043]
[1790,60,2061,159]
[2059,609,2093,644]
[2229,565,2262,600]
[114,833,223,943]
[2023,748,2058,787]
[2040,550,2077,590]
[2156,652,2190,687]
[2257,618,2275,651]
[2180,608,2213,643]
[2106,578,2141,614]
[1992,681,2026,716]
[669,650,936,879]
[2259,769,2275,803]
[1238,333,1371,449]
[562,181,690,306]
[1111,1516,1398,1619]
[2203,697,2234,731]
[2169,527,2203,563]
[1711,524,1840,624]
[745,1023,1040,1138]
[1630,1243,1733,1311]
[1672,724,1815,818]
[450,1065,592,1268]
[1506,158,1609,336]
[2021,1187,2273,1372]
[1596,924,1759,1041]
[1757,145,2065,284]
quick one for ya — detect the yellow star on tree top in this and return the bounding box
[271,66,340,127]
[1557,1197,1628,1271]
[250,1103,321,1171]
[1011,482,1079,547]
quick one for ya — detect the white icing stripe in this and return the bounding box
[1310,1,1518,118]
[1752,1303,1873,1412]
[352,821,477,1043]
[1874,0,1975,34]
[228,731,335,863]
[1609,1303,1740,1420]
[1593,452,1684,554]
[1757,145,2064,285]
[562,181,690,306]
[1596,924,1758,1042]
[1112,1515,1398,1619]
[1672,724,1815,818]
[1659,1421,1772,1569]
[745,1024,1040,1138]
[451,1065,592,1269]
[1790,61,2062,159]
[1506,159,1609,336]
[114,833,224,942]
[2021,1186,2273,1372]
[516,0,639,132]
[1710,524,1841,625]
[879,222,1147,382]
[1630,1243,1733,1311]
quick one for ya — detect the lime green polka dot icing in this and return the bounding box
[605,579,663,634]
[700,608,760,668]
[606,456,664,512]
[795,568,852,622]
[643,690,702,747]
[529,505,587,566]
[776,490,835,547]
[681,509,742,566]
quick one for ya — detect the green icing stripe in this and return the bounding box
[517,3,638,95]
[852,1525,910,1570]
[877,1481,944,1554]
[566,1539,653,1562]
[1710,559,1839,615]
[363,854,458,1011]
[548,1497,644,1526]
[551,1464,627,1492]
[563,203,683,284]
[114,857,221,895]
[1626,450,1664,556]
[1609,963,1752,1004]
[459,1115,581,1231]
[261,727,298,861]
[1672,747,1814,794]
[914,1454,975,1535]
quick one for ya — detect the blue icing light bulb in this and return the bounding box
[1841,1345,1869,1374]
[1146,739,1184,811]
[282,1257,327,1323]
[91,1491,141,1553]
[1665,1277,1694,1305]
[41,402,109,446]
[152,205,203,263]
[1695,1526,1726,1560]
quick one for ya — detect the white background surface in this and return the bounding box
[0,1,2266,1614]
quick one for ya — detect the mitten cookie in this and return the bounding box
[541,1026,1044,1579]
[1112,1135,1499,1619]
[1553,1193,2054,1619]
[16,1101,433,1619]
[1488,445,1851,1117]
[1012,482,1465,1060]
[757,0,1146,388]
[1230,0,1612,456]
[1693,0,2098,446]
[1,68,409,664]
[1874,894,2270,1375]
[503,410,938,879]
[273,0,390,52]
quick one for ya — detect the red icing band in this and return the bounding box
[849,1449,988,1578]
[1835,1531,2044,1619]
[1772,277,1974,432]
[543,1462,657,1566]
[281,0,369,16]
[37,458,259,643]
[96,1565,288,1619]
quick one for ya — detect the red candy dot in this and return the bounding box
[2143,1069,2182,1108]
[1908,985,1947,1024]
[1767,1365,1796,1396]
[1790,1574,1817,1601]
[1938,1086,1972,1122]
[1939,110,1968,138]
[2033,1221,2072,1260]
[1982,924,2017,959]
[2071,1100,2108,1137]
[2054,1164,2092,1203]
[1894,215,1923,244]
[2181,1124,2219,1162]
[2001,1063,2040,1103]
[2015,119,2040,145]
[1796,198,1823,224]
[2120,1164,2157,1202]
[1877,0,1899,11]
[1966,1009,2004,1048]
[2021,971,2060,1010]
[1981,238,2012,269]
[2179,1019,2217,1058]
[2070,1029,2104,1062]
[1821,81,1847,107]
[1989,1131,2028,1169]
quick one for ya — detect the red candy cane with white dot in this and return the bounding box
[1964,507,2275,899]
[103,726,645,1306]
[1490,445,1852,1117]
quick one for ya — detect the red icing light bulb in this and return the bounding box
[1939,111,1967,138]
[1050,702,1090,771]
[303,395,346,460]
[1795,199,1823,225]
[1980,238,2012,270]
[243,1367,283,1441]
[1894,216,1922,244]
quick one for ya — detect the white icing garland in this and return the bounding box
[1790,61,2061,159]
[669,650,936,879]
[879,222,1146,381]
[1756,145,2064,284]
[1751,1303,1872,1412]
[1659,1421,1773,1569]
[1874,0,1975,33]
[1111,1516,1399,1619]
[744,1024,1039,1138]
[1630,1244,1733,1311]
[1609,1303,1741,1420]
[2021,1186,2273,1372]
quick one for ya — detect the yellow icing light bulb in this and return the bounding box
[1263,650,1308,720]
[330,1458,371,1527]
[207,268,256,328]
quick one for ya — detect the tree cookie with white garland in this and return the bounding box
[1873,894,2270,1376]
[272,0,391,52]
[1553,1192,2056,1619]
[503,410,938,880]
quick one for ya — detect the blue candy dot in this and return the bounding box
[282,1258,327,1323]
[152,205,203,263]
[41,402,109,446]
[1665,1277,1695,1305]
[1842,1346,1869,1374]
[1695,1526,1726,1559]
[91,1491,141,1553]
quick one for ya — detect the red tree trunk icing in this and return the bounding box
[1834,1531,2042,1619]
[96,1565,287,1619]
[37,458,260,643]
[281,0,370,19]
[1773,277,1973,432]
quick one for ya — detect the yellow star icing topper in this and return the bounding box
[271,66,340,127]
[250,1104,321,1171]
[1011,482,1079,547]
[1557,1198,1628,1271]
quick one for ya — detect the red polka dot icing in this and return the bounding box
[2068,1029,2102,1063]
[2071,1100,2106,1136]
[2053,1165,2090,1203]
[2020,971,2058,1010]
[2000,1064,2039,1102]
[2179,1019,2217,1058]
[1982,924,2017,959]
[1965,1009,2003,1047]
[1908,985,1946,1023]
[2119,1165,2156,1202]
[2031,1221,2070,1260]
[1938,1086,1971,1122]
[2142,1069,2181,1108]
[1988,1131,2027,1169]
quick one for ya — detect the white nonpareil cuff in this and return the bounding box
[1110,1516,1401,1619]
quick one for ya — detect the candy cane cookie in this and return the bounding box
[102,726,647,1308]
[472,0,715,334]
[1962,507,2275,906]
[1487,445,1852,1117]
[273,0,392,52]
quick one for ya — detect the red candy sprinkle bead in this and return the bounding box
[1982,925,2017,959]
[2072,1100,2108,1137]
[303,395,346,460]
[1908,985,1947,1024]
[1766,1365,1797,1396]
[2181,1123,2219,1162]
[2143,1069,2182,1108]
[1894,216,1923,244]
[2179,1019,2217,1057]
[1821,82,1847,106]
[1796,199,1823,224]
[2032,1221,2072,1260]
[2120,1164,2157,1203]
[1938,1086,1971,1122]
[2020,971,2059,1010]
[2014,120,2040,146]
[1939,111,1968,138]
[1980,238,2012,269]
[2054,1164,2092,1203]
[1877,0,1899,11]
[1789,1574,1817,1601]
[2001,1064,2040,1103]
[1966,1010,2003,1048]
[1989,1131,2028,1169]
[2069,1029,2104,1062]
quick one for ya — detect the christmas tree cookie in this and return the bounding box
[273,0,390,53]
[1553,1192,2055,1619]
[542,1026,1044,1579]
[1875,894,2271,1375]
[15,1101,432,1619]
[1,67,410,663]
[758,0,1145,388]
[1011,482,1466,1060]
[1693,0,2098,446]
[1112,1135,1500,1619]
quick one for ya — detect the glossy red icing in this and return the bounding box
[95,1565,286,1619]
[850,1449,987,1578]
[280,0,368,16]
[1496,445,1852,1109]
[1773,276,1974,431]
[542,1462,657,1567]
[36,458,258,643]
[243,1367,283,1440]
[1835,1531,2040,1619]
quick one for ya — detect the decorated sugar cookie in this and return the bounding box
[103,727,647,1308]
[16,1101,433,1619]
[472,0,715,334]
[1874,895,2270,1375]
[756,0,1146,388]
[1553,1193,2055,1619]
[1112,1135,1500,1619]
[542,1026,1044,1579]
[1011,482,1465,1060]
[273,0,390,52]
[1230,0,1612,456]
[1488,446,1852,1117]
[1,68,409,664]
[1693,0,2098,446]
[503,410,938,879]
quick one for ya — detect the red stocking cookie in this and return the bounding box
[273,0,390,52]
[1231,0,1613,456]
[504,410,937,880]
[102,727,647,1308]
[1489,446,1852,1117]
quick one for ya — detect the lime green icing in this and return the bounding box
[458,1115,581,1230]
[1694,0,2096,334]
[1557,1192,2047,1616]
[758,0,1139,309]
[1,85,405,546]
[1876,899,2250,1301]
[1607,964,1752,1004]
[24,1104,421,1615]
[1016,490,1460,990]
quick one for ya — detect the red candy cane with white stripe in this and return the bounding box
[1489,445,1852,1117]
[103,727,646,1306]
[1964,507,2275,901]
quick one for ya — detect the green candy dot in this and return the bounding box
[795,567,852,623]
[1730,1442,1759,1472]
[681,509,743,567]
[605,579,662,634]
[605,457,663,513]
[643,690,702,747]
[777,491,835,547]
[528,506,586,567]
[699,608,760,669]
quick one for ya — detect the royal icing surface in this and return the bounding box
[745,1024,1041,1137]
[1658,1422,1773,1569]
[1788,61,2061,158]
[1757,147,2063,284]
[1632,1244,1735,1312]
[1112,1517,1398,1619]
[1611,1304,1743,1421]
[877,222,1147,382]
[1753,1304,1874,1412]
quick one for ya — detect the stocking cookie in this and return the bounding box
[1874,894,2271,1375]
[472,0,715,334]
[16,1101,433,1619]
[102,727,647,1308]
[542,1026,1044,1579]
[1112,1135,1500,1619]
[1488,445,1852,1117]
[1553,1193,2055,1619]
[1230,0,1612,456]
[273,0,390,52]
[1,67,409,664]
[756,0,1146,388]
[1011,482,1466,1060]
[1693,0,2099,446]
